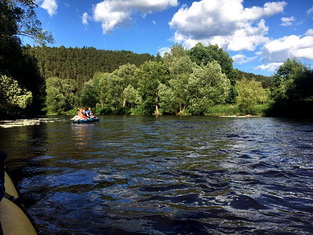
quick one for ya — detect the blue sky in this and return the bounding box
[28,0,313,76]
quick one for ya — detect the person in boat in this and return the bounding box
[85,107,94,118]
[78,108,88,119]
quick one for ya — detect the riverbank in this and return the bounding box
[53,104,269,117]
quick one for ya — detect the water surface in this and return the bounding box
[1,116,313,234]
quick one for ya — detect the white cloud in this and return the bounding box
[281,16,295,26]
[169,0,286,51]
[82,12,89,25]
[92,0,178,34]
[307,6,313,16]
[305,29,313,36]
[158,47,171,57]
[260,35,313,63]
[255,62,283,72]
[37,0,57,16]
[232,54,257,64]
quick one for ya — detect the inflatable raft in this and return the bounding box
[72,116,100,123]
[0,151,37,235]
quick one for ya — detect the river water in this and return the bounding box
[1,116,313,234]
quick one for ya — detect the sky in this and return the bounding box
[28,0,313,76]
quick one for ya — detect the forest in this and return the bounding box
[1,0,313,118]
[25,46,155,89]
[27,44,273,116]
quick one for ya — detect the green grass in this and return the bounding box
[205,104,270,116]
[206,104,240,116]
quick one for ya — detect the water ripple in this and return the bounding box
[2,116,313,234]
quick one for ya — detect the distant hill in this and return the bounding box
[24,45,273,90]
[25,46,155,89]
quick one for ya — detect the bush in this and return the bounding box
[206,105,240,116]
[65,108,78,116]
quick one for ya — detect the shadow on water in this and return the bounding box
[1,115,313,234]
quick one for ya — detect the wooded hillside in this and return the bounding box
[25,46,155,89]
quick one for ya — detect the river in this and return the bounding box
[1,116,313,234]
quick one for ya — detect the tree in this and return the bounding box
[105,73,126,109]
[187,61,231,114]
[0,74,32,115]
[45,77,76,114]
[158,83,175,114]
[270,59,313,117]
[0,0,53,50]
[0,0,52,117]
[96,72,110,108]
[79,79,99,108]
[236,78,268,114]
[135,61,170,115]
[163,44,188,68]
[122,85,142,109]
[162,55,196,115]
[25,46,155,90]
[188,43,237,103]
[272,59,311,102]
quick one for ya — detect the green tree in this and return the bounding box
[236,78,268,114]
[187,61,231,114]
[45,77,76,114]
[123,85,142,109]
[272,59,311,101]
[79,76,105,108]
[96,72,110,108]
[0,0,52,117]
[25,46,154,90]
[158,83,175,114]
[105,73,125,109]
[0,74,32,114]
[135,61,170,115]
[270,59,313,117]
[162,55,196,115]
[111,63,138,108]
[188,43,237,103]
[163,44,187,68]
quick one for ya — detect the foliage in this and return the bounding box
[236,78,268,114]
[270,59,313,117]
[0,74,32,114]
[45,77,76,114]
[41,43,279,117]
[187,61,231,114]
[188,43,237,103]
[25,46,155,89]
[135,61,170,115]
[206,104,269,116]
[79,79,98,108]
[123,85,142,109]
[161,46,196,114]
[0,0,50,117]
[206,104,240,116]
[236,69,274,88]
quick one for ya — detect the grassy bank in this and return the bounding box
[48,104,271,117]
[205,104,270,117]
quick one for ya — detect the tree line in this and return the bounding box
[42,44,313,117]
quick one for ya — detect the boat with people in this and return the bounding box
[71,107,99,123]
[72,116,100,123]
[0,151,38,235]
